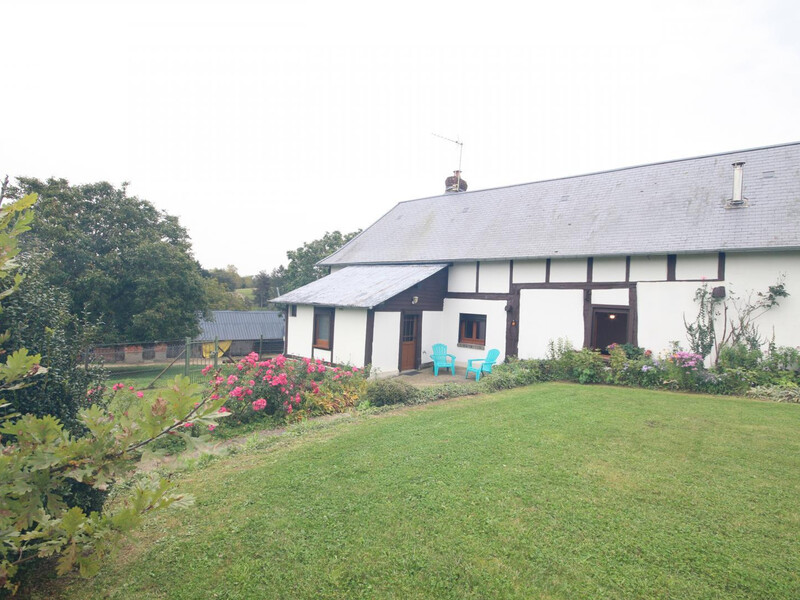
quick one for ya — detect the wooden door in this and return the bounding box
[400,314,419,371]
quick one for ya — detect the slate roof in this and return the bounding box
[272,264,448,308]
[320,142,800,266]
[195,311,284,341]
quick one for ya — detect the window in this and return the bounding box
[313,308,334,349]
[459,313,486,346]
[290,304,297,317]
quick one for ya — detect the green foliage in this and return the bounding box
[0,196,225,592]
[746,383,800,403]
[0,377,228,592]
[204,264,245,292]
[365,378,421,406]
[543,337,575,380]
[685,278,790,365]
[251,270,272,308]
[717,343,763,370]
[201,276,248,311]
[9,178,208,342]
[280,230,360,293]
[0,263,106,435]
[570,348,606,384]
[480,358,543,391]
[684,283,719,358]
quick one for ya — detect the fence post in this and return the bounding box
[185,337,191,377]
[259,335,263,358]
[214,337,219,370]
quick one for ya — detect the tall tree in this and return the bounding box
[252,270,272,308]
[11,177,208,342]
[281,230,360,293]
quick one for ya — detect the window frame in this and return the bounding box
[313,307,334,350]
[458,313,487,346]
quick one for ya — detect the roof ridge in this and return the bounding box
[390,140,800,204]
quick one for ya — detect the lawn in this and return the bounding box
[30,383,800,599]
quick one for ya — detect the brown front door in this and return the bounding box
[400,314,419,371]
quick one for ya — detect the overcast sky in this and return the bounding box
[3,0,799,276]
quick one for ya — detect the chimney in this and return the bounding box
[728,162,746,208]
[445,170,468,193]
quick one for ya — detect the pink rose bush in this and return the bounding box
[206,353,366,427]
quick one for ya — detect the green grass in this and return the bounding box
[30,384,800,599]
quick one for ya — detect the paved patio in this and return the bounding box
[393,365,481,388]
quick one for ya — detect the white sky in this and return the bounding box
[3,0,799,276]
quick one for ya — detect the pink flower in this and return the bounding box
[248,380,255,386]
[211,393,220,400]
[227,375,239,386]
[129,386,135,391]
[218,406,230,413]
[201,365,213,375]
[183,422,194,428]
[208,424,217,432]
[252,398,267,411]
[136,391,144,398]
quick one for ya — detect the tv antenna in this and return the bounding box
[432,132,464,172]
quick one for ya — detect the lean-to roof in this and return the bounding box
[272,264,448,308]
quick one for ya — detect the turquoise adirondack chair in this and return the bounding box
[465,349,500,381]
[431,343,456,376]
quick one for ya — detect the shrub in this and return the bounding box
[544,338,575,380]
[365,378,420,406]
[746,383,800,403]
[206,354,366,428]
[717,343,763,370]
[483,358,543,390]
[570,348,605,384]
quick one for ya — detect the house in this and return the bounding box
[194,310,285,357]
[273,142,800,376]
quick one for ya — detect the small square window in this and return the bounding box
[459,313,486,345]
[313,308,333,350]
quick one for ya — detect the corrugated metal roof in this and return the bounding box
[272,264,448,308]
[320,142,800,265]
[195,311,284,341]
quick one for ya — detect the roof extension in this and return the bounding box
[272,264,448,308]
[320,142,800,266]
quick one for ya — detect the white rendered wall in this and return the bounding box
[592,257,627,282]
[637,281,702,356]
[513,259,547,283]
[287,305,313,358]
[724,251,800,349]
[676,254,718,280]
[591,288,629,306]
[441,298,507,365]
[420,310,445,365]
[448,262,477,292]
[629,255,667,281]
[371,312,401,376]
[550,258,587,283]
[479,261,510,293]
[518,289,584,358]
[329,266,344,274]
[332,308,367,367]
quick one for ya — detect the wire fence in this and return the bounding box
[86,337,282,389]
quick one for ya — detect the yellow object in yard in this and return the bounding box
[202,340,231,358]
